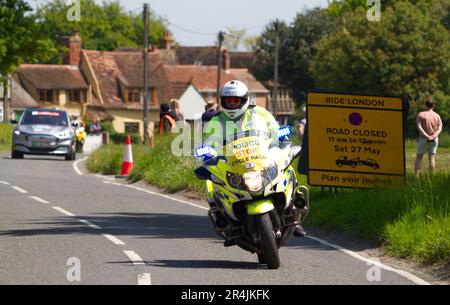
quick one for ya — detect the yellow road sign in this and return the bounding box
[307,91,405,189]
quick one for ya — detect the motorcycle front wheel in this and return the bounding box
[256,213,280,269]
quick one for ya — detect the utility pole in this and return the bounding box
[216,31,224,110]
[143,3,150,145]
[272,20,280,122]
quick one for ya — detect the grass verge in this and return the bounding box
[86,135,205,194]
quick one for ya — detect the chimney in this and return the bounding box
[222,49,231,72]
[63,32,82,66]
[159,32,173,50]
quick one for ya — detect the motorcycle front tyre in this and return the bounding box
[256,213,280,269]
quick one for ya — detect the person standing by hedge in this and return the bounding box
[414,99,443,176]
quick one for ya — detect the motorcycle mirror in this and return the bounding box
[289,145,302,160]
[195,166,212,180]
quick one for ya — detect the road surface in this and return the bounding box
[0,153,430,285]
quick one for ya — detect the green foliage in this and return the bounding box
[109,133,141,145]
[306,173,450,264]
[98,122,141,144]
[223,27,247,51]
[252,20,290,83]
[311,1,450,136]
[86,135,204,194]
[35,0,168,60]
[0,123,12,151]
[0,0,58,82]
[280,8,337,104]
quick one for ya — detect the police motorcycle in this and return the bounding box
[194,127,309,269]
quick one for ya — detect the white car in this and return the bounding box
[11,109,76,160]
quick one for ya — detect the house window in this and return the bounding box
[128,89,141,103]
[68,90,85,102]
[39,90,54,102]
[151,88,158,105]
[125,122,139,134]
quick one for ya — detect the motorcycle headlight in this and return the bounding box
[226,172,242,189]
[243,171,264,193]
[265,162,279,181]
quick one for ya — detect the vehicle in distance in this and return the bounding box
[11,109,76,160]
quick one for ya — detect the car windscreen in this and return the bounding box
[21,111,69,126]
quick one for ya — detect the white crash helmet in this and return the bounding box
[220,80,249,120]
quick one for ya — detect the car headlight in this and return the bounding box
[243,171,264,193]
[14,130,21,135]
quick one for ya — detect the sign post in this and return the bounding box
[307,91,405,189]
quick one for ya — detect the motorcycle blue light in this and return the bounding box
[277,126,291,140]
[194,145,215,158]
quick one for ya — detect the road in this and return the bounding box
[0,153,430,285]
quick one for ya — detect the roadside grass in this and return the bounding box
[0,124,12,152]
[87,132,450,265]
[86,134,205,194]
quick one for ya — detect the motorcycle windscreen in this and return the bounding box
[225,134,272,175]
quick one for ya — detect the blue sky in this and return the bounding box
[30,0,329,47]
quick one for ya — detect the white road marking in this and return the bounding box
[137,273,152,285]
[103,234,125,245]
[11,186,28,194]
[0,180,10,185]
[123,251,146,266]
[29,196,50,204]
[52,206,76,217]
[78,219,101,230]
[73,157,87,176]
[99,175,431,285]
[102,181,122,186]
[105,182,208,211]
[305,235,431,285]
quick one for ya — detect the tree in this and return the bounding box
[252,20,289,85]
[280,8,337,104]
[35,0,168,62]
[311,1,450,135]
[0,0,57,84]
[223,27,247,51]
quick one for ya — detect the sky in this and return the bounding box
[30,0,330,48]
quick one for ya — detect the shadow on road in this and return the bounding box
[106,259,264,270]
[3,156,67,161]
[0,212,217,241]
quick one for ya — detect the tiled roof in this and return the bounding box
[162,65,268,94]
[83,50,176,107]
[175,47,255,70]
[18,64,88,90]
[11,73,38,108]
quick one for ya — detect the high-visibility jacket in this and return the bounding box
[202,105,280,149]
[159,114,176,135]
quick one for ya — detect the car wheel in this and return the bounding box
[11,151,24,159]
[65,151,76,161]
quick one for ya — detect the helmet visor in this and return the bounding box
[221,96,244,110]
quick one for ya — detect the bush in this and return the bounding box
[0,124,12,152]
[109,132,141,145]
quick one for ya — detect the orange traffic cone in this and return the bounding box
[120,134,134,176]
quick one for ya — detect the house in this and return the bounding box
[174,46,296,123]
[11,32,270,137]
[161,63,269,121]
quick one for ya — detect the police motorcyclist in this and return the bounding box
[202,80,306,243]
